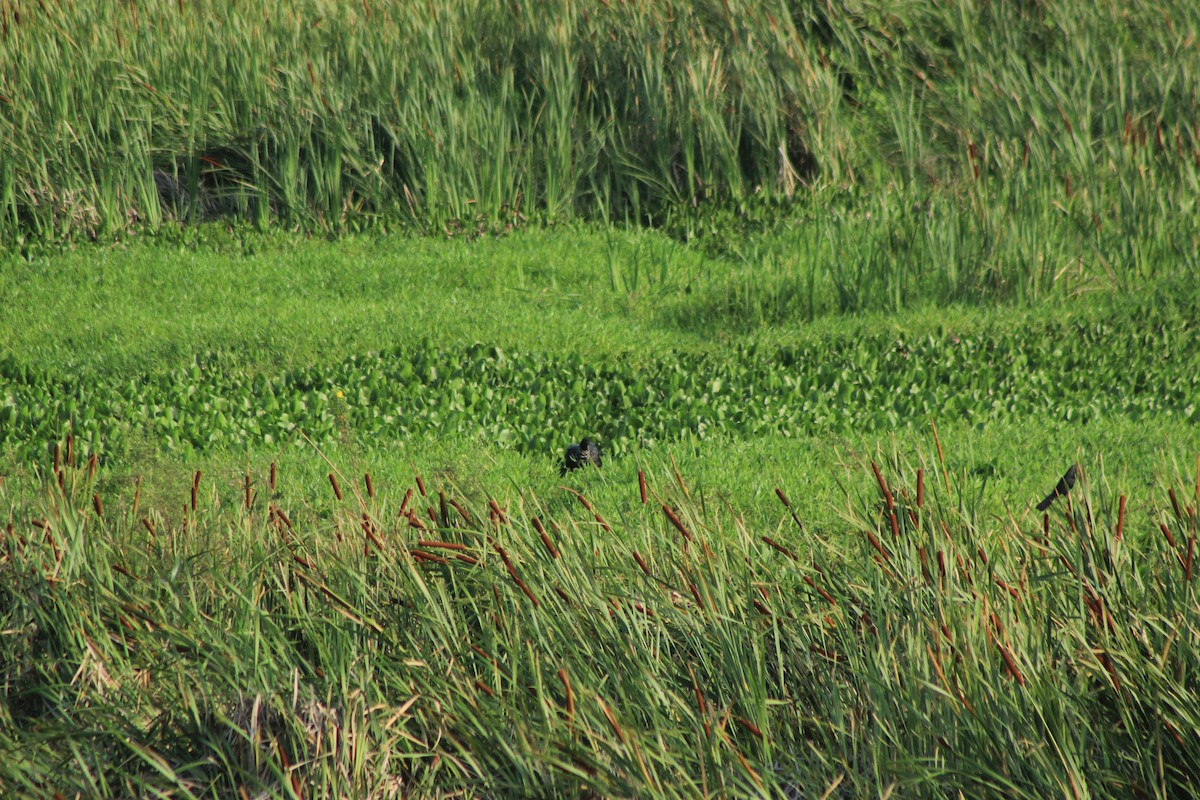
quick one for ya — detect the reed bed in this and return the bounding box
[2,440,1198,797]
[1,0,1198,246]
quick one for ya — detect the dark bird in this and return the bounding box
[561,438,602,476]
[1037,464,1079,511]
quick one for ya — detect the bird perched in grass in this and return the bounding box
[561,438,602,476]
[1037,464,1079,511]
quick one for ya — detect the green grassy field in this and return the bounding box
[4,1,1200,797]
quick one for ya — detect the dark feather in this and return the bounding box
[1036,464,1079,511]
[561,437,602,476]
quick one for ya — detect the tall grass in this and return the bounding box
[1,0,1197,250]
[2,441,1199,797]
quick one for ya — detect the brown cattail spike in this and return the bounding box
[871,461,895,510]
[361,513,384,553]
[558,668,574,723]
[663,504,692,542]
[996,642,1026,687]
[532,518,558,558]
[1161,521,1178,550]
[328,472,343,501]
[670,455,691,500]
[638,470,648,505]
[775,487,805,530]
[761,536,797,561]
[1186,536,1195,583]
[447,497,473,527]
[191,470,201,511]
[598,698,625,743]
